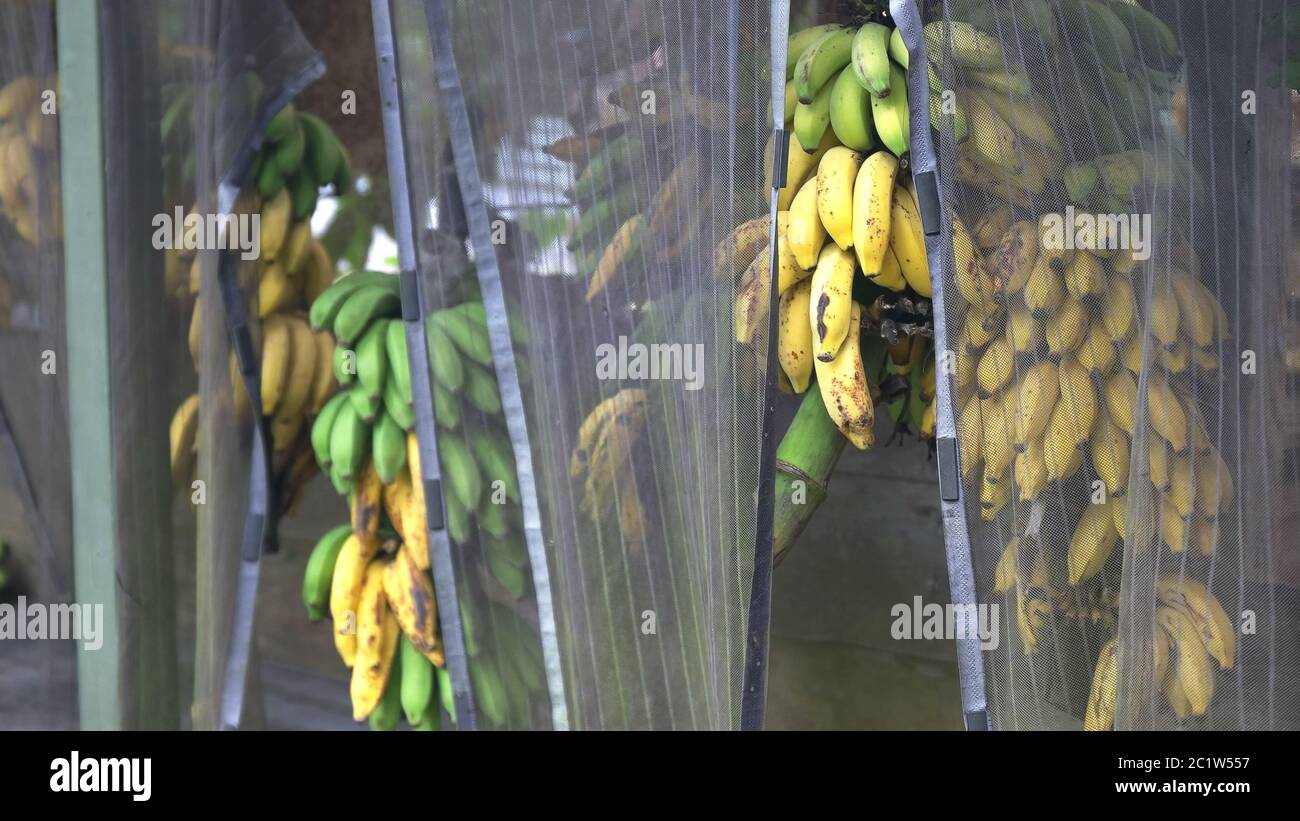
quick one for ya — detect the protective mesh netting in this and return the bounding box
[922,0,1297,729]
[389,0,770,729]
[0,0,73,728]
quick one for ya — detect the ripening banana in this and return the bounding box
[1171,269,1214,347]
[1011,360,1059,452]
[775,212,809,293]
[962,301,1002,351]
[973,205,1014,250]
[1023,251,1065,318]
[1167,454,1198,520]
[1068,501,1121,585]
[169,394,200,488]
[787,174,826,270]
[777,129,837,212]
[1089,409,1130,497]
[383,545,442,660]
[994,536,1018,594]
[1044,295,1086,356]
[958,393,982,481]
[787,24,848,80]
[715,215,770,280]
[778,279,814,393]
[1064,250,1106,298]
[981,390,1014,480]
[1043,415,1084,482]
[975,336,1014,399]
[329,533,375,667]
[1055,354,1099,446]
[951,213,996,313]
[1159,495,1188,553]
[852,150,898,280]
[1076,322,1117,376]
[876,245,908,292]
[1147,277,1182,350]
[1084,638,1119,731]
[1005,302,1042,355]
[971,87,1061,153]
[1146,374,1188,452]
[813,301,874,449]
[1103,369,1138,435]
[923,21,1009,70]
[1156,576,1236,670]
[260,314,293,416]
[964,92,1021,174]
[809,242,857,361]
[985,221,1037,303]
[817,146,864,251]
[1101,272,1136,343]
[1156,605,1215,717]
[1014,436,1049,501]
[980,469,1012,521]
[351,558,400,721]
[1120,331,1143,374]
[890,184,931,297]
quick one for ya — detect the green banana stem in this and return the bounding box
[773,385,846,564]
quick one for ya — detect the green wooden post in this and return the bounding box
[58,0,178,730]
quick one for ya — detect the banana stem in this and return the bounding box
[773,386,846,564]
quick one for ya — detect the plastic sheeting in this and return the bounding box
[920,0,1297,729]
[387,0,771,729]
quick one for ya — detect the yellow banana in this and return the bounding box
[778,279,814,393]
[1044,295,1086,356]
[1170,269,1214,347]
[258,260,298,318]
[890,184,931,297]
[1156,605,1215,716]
[813,301,873,449]
[1011,360,1059,452]
[169,394,200,488]
[1055,354,1099,447]
[1156,576,1235,669]
[269,316,316,451]
[259,188,291,261]
[329,534,376,667]
[816,146,863,251]
[383,545,443,663]
[985,220,1037,302]
[350,558,400,720]
[1014,435,1049,501]
[852,150,898,280]
[1146,374,1188,452]
[1147,277,1181,349]
[976,337,1014,399]
[787,174,826,270]
[809,242,857,361]
[1006,302,1042,355]
[951,213,995,312]
[1102,272,1136,342]
[776,128,837,211]
[260,314,292,416]
[980,390,1014,480]
[1068,501,1120,584]
[1064,250,1106,298]
[1089,409,1130,497]
[958,393,982,481]
[994,536,1019,594]
[1076,322,1117,375]
[1084,638,1119,731]
[1023,250,1065,318]
[714,214,769,280]
[1103,369,1138,435]
[972,204,1014,250]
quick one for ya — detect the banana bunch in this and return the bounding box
[1082,576,1235,730]
[570,388,649,545]
[0,73,60,244]
[299,440,452,730]
[253,103,350,220]
[459,595,548,728]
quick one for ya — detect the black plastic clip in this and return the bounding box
[771,128,790,190]
[241,512,265,562]
[937,435,961,503]
[964,709,989,731]
[914,169,942,237]
[423,479,446,531]
[399,269,421,322]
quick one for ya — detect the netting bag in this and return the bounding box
[386,0,772,729]
[916,0,1297,730]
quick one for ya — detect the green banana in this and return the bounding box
[571,134,639,204]
[439,433,483,511]
[333,344,355,386]
[477,493,512,539]
[888,26,908,70]
[793,26,856,104]
[273,119,306,175]
[471,428,520,504]
[372,410,408,484]
[356,318,390,400]
[850,22,893,97]
[828,65,876,152]
[569,185,638,252]
[309,271,399,330]
[438,666,454,721]
[487,548,526,599]
[426,320,466,392]
[383,376,415,431]
[328,398,370,483]
[967,69,1031,97]
[482,532,527,569]
[793,75,834,152]
[870,62,910,156]
[433,303,492,367]
[311,391,349,469]
[1057,0,1134,66]
[334,284,402,348]
[923,21,1007,70]
[255,157,283,199]
[264,102,297,143]
[471,658,509,728]
[369,650,402,731]
[289,167,318,221]
[931,90,968,143]
[445,490,472,544]
[412,703,440,731]
[347,382,381,424]
[433,381,460,430]
[463,362,502,415]
[329,463,353,496]
[787,24,846,80]
[399,635,435,726]
[301,524,351,621]
[333,143,352,194]
[298,112,341,186]
[385,319,413,404]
